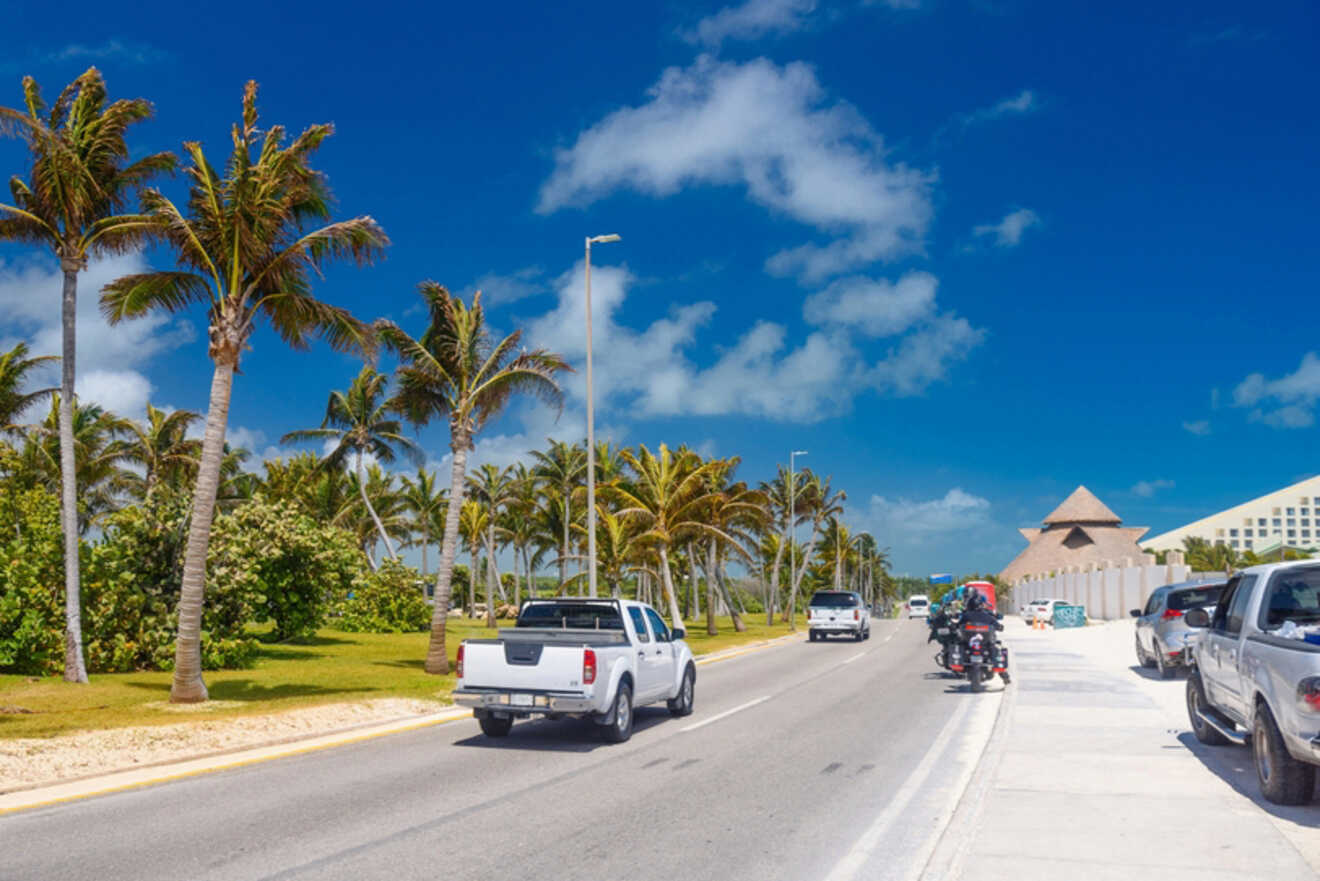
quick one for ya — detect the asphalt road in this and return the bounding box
[4,619,1002,881]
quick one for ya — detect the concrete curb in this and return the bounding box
[0,627,805,816]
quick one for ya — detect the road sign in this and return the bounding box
[1053,605,1087,629]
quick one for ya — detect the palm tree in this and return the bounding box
[612,443,729,628]
[101,82,387,702]
[531,439,586,590]
[569,506,648,598]
[469,463,515,627]
[458,498,488,619]
[122,403,201,499]
[503,462,539,607]
[787,472,844,629]
[282,366,421,565]
[0,68,175,683]
[0,342,56,433]
[700,464,766,634]
[378,284,568,674]
[400,468,444,578]
[21,396,135,531]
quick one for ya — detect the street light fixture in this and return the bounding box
[789,450,808,627]
[585,233,621,598]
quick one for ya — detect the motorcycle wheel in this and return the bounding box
[969,665,984,693]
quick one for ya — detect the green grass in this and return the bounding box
[0,615,796,740]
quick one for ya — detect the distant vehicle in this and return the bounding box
[1131,580,1225,678]
[961,581,997,612]
[1186,561,1320,804]
[808,591,870,642]
[1024,598,1064,625]
[453,599,696,743]
[907,595,930,618]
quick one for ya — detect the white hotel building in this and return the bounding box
[1142,475,1320,555]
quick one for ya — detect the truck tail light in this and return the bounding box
[456,644,464,679]
[1298,677,1320,712]
[1162,609,1184,620]
[583,648,597,685]
[854,610,859,621]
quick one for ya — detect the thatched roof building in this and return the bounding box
[999,486,1149,583]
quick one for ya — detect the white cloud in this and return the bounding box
[971,208,1040,248]
[1233,352,1320,429]
[525,260,981,423]
[0,254,195,418]
[465,267,545,305]
[683,0,817,47]
[1131,478,1175,498]
[864,488,992,541]
[47,39,168,65]
[803,271,936,337]
[1182,419,1211,436]
[538,55,933,282]
[956,89,1038,128]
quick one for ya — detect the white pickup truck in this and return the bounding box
[1186,560,1320,804]
[454,598,696,743]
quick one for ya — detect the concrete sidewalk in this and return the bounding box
[940,618,1320,880]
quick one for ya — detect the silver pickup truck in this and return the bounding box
[1185,560,1320,804]
[454,598,696,743]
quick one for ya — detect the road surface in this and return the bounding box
[4,619,1001,881]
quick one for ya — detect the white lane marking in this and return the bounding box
[679,695,771,732]
[841,651,867,665]
[821,700,974,881]
[882,629,897,643]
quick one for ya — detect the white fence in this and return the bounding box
[1011,552,1221,620]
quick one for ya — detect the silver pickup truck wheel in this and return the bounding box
[1253,703,1316,805]
[601,683,634,743]
[1186,671,1229,746]
[668,665,695,717]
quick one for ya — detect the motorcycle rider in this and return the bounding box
[956,590,1010,684]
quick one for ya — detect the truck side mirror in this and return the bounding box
[1185,609,1211,628]
[672,627,686,640]
[1129,609,1141,618]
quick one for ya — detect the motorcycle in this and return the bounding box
[948,617,1011,692]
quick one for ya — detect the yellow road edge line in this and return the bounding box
[0,710,473,818]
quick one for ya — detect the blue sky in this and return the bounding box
[2,0,1318,578]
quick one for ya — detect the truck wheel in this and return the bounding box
[601,683,634,743]
[1253,703,1316,805]
[668,665,695,717]
[479,714,513,738]
[854,629,864,642]
[969,666,984,693]
[1154,641,1175,679]
[1135,635,1154,668]
[1186,671,1229,746]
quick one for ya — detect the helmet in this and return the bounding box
[965,591,985,612]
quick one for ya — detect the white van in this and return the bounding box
[907,595,930,618]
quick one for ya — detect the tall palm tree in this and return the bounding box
[101,82,387,702]
[0,342,56,433]
[569,506,648,598]
[122,403,201,499]
[787,472,844,629]
[469,463,515,627]
[0,68,175,683]
[503,462,540,607]
[531,439,586,590]
[378,284,568,674]
[759,465,808,626]
[458,498,488,619]
[700,464,767,634]
[612,443,729,628]
[282,365,421,564]
[22,396,135,531]
[400,468,444,578]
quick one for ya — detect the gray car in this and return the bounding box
[1132,580,1225,678]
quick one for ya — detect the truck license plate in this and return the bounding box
[511,693,533,707]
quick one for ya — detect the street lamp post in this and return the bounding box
[585,233,621,598]
[789,449,807,627]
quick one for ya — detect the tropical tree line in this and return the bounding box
[0,67,892,703]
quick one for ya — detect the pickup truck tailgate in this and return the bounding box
[462,640,589,692]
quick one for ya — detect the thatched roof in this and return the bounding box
[1043,486,1121,525]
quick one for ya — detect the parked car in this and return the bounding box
[1024,598,1064,625]
[453,598,696,743]
[808,590,870,641]
[1185,561,1320,804]
[907,595,930,618]
[1131,580,1225,678]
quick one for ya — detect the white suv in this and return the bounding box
[808,591,870,641]
[907,595,930,618]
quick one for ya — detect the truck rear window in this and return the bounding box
[1168,586,1224,611]
[810,592,858,608]
[517,603,624,630]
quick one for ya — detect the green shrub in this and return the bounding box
[336,561,431,633]
[0,489,66,675]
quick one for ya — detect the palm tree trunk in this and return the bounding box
[357,450,397,561]
[834,532,842,590]
[58,266,87,684]
[484,527,500,627]
[712,541,746,632]
[559,481,569,590]
[170,358,236,702]
[767,537,786,627]
[470,548,479,618]
[513,542,522,609]
[424,438,468,674]
[656,545,685,627]
[705,539,717,636]
[787,534,816,631]
[421,520,429,579]
[689,543,701,619]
